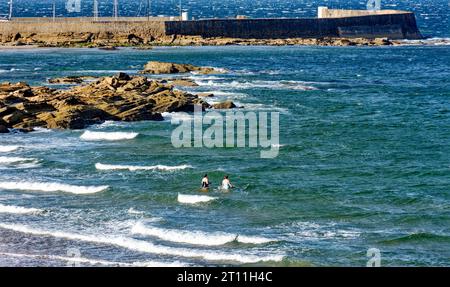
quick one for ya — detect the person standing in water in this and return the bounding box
[222,175,234,190]
[201,174,210,190]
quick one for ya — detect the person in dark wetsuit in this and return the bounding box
[201,174,210,189]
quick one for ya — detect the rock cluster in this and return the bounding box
[0,73,215,133]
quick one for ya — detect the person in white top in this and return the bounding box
[221,175,234,190]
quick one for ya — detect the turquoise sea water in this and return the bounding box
[0,45,450,266]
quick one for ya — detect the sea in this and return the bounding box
[0,0,450,267]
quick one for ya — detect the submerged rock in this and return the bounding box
[140,61,223,75]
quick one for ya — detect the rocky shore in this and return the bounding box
[0,61,235,134]
[0,32,396,48]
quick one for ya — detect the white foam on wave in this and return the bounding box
[190,67,228,75]
[397,37,450,46]
[189,75,226,81]
[178,194,217,204]
[0,157,40,169]
[32,127,53,133]
[0,156,37,164]
[0,181,108,195]
[80,131,138,141]
[131,222,275,246]
[0,203,44,215]
[278,221,361,241]
[96,163,192,172]
[232,102,289,113]
[161,112,193,121]
[0,252,187,267]
[128,208,145,215]
[196,80,318,91]
[0,223,284,263]
[0,146,19,152]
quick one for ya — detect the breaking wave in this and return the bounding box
[0,203,44,215]
[196,80,318,91]
[0,157,37,164]
[0,223,284,263]
[0,252,187,267]
[0,146,19,152]
[177,194,217,204]
[128,208,145,215]
[0,181,109,195]
[131,222,276,246]
[80,131,138,141]
[95,163,193,171]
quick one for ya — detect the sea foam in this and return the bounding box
[177,194,217,204]
[0,203,44,215]
[0,156,37,164]
[196,80,318,91]
[0,146,19,152]
[0,252,187,267]
[95,163,192,172]
[131,222,275,246]
[0,223,284,263]
[80,131,138,141]
[0,181,108,195]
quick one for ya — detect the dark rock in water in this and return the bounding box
[0,118,8,133]
[140,61,224,75]
[9,127,34,133]
[115,72,131,81]
[212,101,237,109]
[0,125,8,133]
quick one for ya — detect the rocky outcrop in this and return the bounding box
[0,73,210,132]
[0,31,395,48]
[140,61,224,75]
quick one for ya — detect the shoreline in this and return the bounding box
[0,37,448,49]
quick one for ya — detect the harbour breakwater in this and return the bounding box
[165,9,422,40]
[0,8,422,47]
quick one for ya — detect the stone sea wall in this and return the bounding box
[164,12,422,40]
[0,10,422,47]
